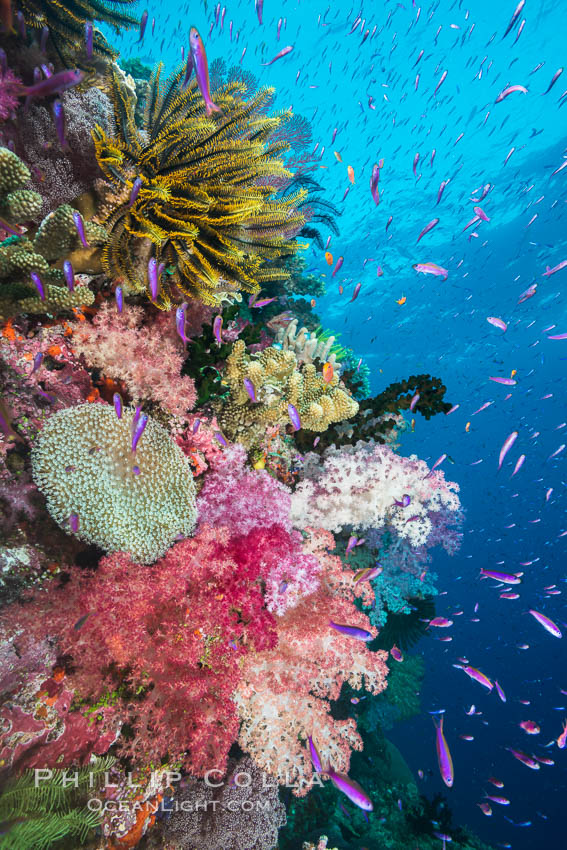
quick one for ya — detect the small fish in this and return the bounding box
[433,70,448,96]
[63,260,74,291]
[353,565,382,583]
[519,721,540,735]
[528,609,562,638]
[480,569,523,584]
[409,393,420,412]
[495,84,528,102]
[251,296,278,308]
[327,766,373,811]
[322,362,334,383]
[556,719,567,749]
[390,645,404,662]
[544,68,563,94]
[332,256,344,277]
[429,617,453,628]
[325,251,333,265]
[349,282,361,302]
[347,165,355,184]
[138,9,148,41]
[262,45,294,65]
[72,211,89,248]
[23,68,84,100]
[474,206,490,222]
[73,612,91,631]
[518,282,537,303]
[148,257,159,301]
[394,494,411,508]
[507,748,540,769]
[213,315,223,346]
[487,317,507,331]
[510,454,525,477]
[478,802,492,816]
[489,377,516,385]
[113,392,122,419]
[128,177,143,208]
[189,27,221,115]
[437,180,449,204]
[416,218,439,243]
[498,431,518,470]
[329,620,373,641]
[433,715,454,787]
[243,377,256,402]
[52,99,66,148]
[69,512,79,533]
[494,680,506,702]
[288,403,301,431]
[131,413,148,452]
[345,536,358,556]
[542,260,567,277]
[485,795,510,806]
[115,285,123,313]
[30,352,43,375]
[457,665,493,691]
[308,736,322,772]
[30,272,45,301]
[255,0,263,24]
[413,262,448,280]
[397,295,407,305]
[412,152,420,176]
[502,0,525,39]
[176,303,189,343]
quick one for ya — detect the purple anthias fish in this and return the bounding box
[480,568,523,584]
[131,413,148,452]
[23,68,84,100]
[115,285,123,313]
[329,620,373,641]
[214,431,228,447]
[148,257,159,301]
[31,352,43,375]
[69,512,79,533]
[327,766,373,811]
[349,282,361,302]
[72,211,89,249]
[128,177,142,208]
[113,392,122,419]
[30,272,45,301]
[189,27,221,116]
[243,378,256,402]
[176,303,189,343]
[213,315,223,346]
[85,22,93,58]
[498,430,518,470]
[63,260,74,291]
[308,736,322,772]
[394,493,411,508]
[287,403,301,431]
[433,715,454,787]
[409,392,420,411]
[139,10,148,41]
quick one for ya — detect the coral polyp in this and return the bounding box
[92,66,307,307]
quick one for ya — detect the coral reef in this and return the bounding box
[31,403,197,563]
[163,756,287,850]
[92,65,306,307]
[0,146,42,225]
[217,339,358,448]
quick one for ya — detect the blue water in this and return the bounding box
[94,1,567,847]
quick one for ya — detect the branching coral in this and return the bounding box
[14,0,139,62]
[291,442,461,547]
[92,64,307,307]
[71,301,197,420]
[273,317,340,369]
[31,403,197,563]
[217,339,358,448]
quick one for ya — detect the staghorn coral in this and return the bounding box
[14,0,139,63]
[163,755,286,850]
[0,147,42,225]
[31,403,197,563]
[291,442,461,547]
[92,64,306,308]
[70,301,197,420]
[217,339,358,448]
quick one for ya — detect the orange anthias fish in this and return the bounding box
[557,719,567,748]
[325,251,333,266]
[465,421,471,432]
[347,165,355,184]
[397,295,407,305]
[334,151,343,162]
[322,362,334,383]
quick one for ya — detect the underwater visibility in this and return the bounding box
[0,0,566,848]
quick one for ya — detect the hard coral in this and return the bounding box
[92,64,306,307]
[0,147,42,225]
[31,403,197,563]
[217,339,358,449]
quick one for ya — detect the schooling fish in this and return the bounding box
[327,766,373,811]
[189,27,221,115]
[413,262,448,280]
[262,45,294,65]
[498,431,518,470]
[487,317,507,331]
[457,665,493,691]
[332,256,344,277]
[72,211,89,248]
[176,303,189,344]
[416,218,439,243]
[329,621,373,641]
[480,568,523,584]
[433,715,454,787]
[528,609,562,638]
[23,68,84,100]
[502,0,525,39]
[495,84,528,102]
[544,68,563,94]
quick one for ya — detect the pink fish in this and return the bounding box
[417,218,439,243]
[437,180,449,204]
[332,256,344,277]
[498,431,518,470]
[349,282,362,302]
[519,721,540,735]
[518,283,537,303]
[511,454,525,477]
[495,84,528,102]
[413,262,448,280]
[474,206,490,221]
[543,259,567,277]
[390,646,403,662]
[502,0,525,39]
[327,766,373,811]
[433,715,454,787]
[189,27,221,116]
[329,621,373,642]
[262,45,294,65]
[528,609,562,638]
[494,680,506,703]
[429,617,453,628]
[480,568,523,584]
[544,67,563,94]
[485,795,510,805]
[434,70,448,97]
[489,377,516,385]
[457,665,493,691]
[255,0,263,25]
[507,748,540,769]
[413,152,420,176]
[487,317,507,331]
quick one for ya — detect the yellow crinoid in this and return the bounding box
[92,64,307,308]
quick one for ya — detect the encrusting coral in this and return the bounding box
[217,338,358,448]
[31,403,197,563]
[92,64,307,307]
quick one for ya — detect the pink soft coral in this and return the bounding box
[0,68,21,123]
[235,528,388,793]
[71,301,196,420]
